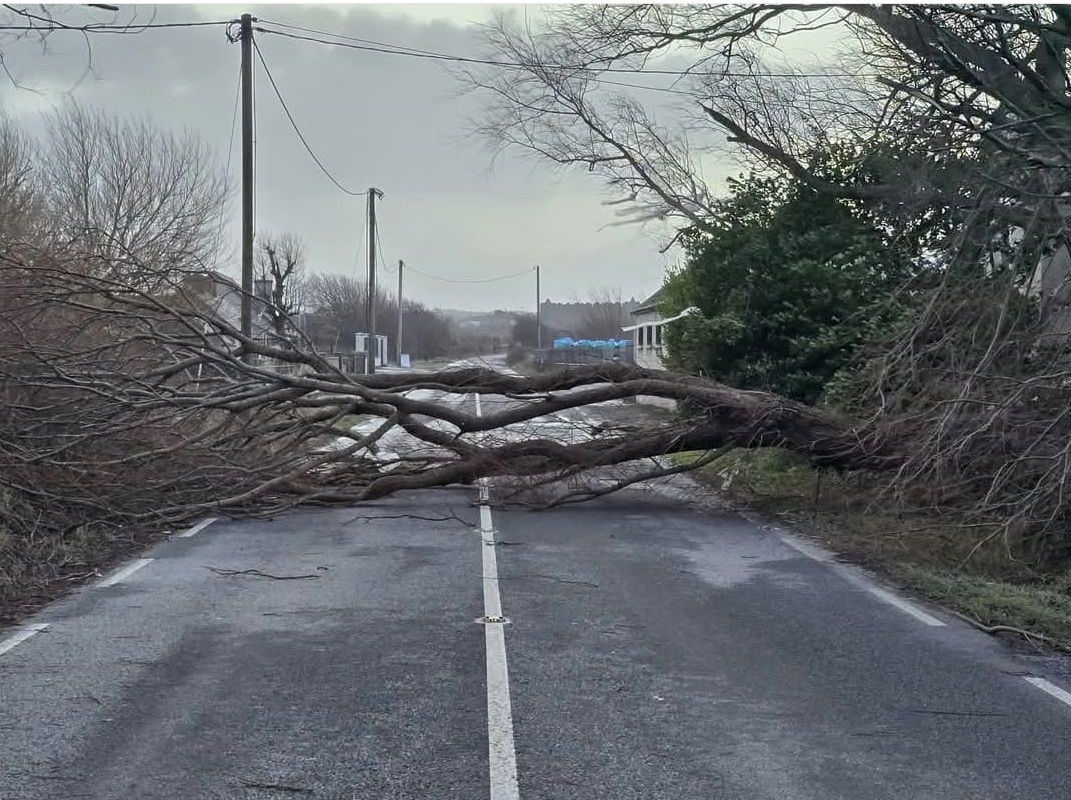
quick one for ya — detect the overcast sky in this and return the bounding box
[0,4,708,310]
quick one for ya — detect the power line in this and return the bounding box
[211,61,242,267]
[252,26,695,97]
[0,6,233,32]
[375,218,393,274]
[0,21,231,31]
[252,37,363,196]
[594,77,693,96]
[254,19,880,80]
[258,18,450,58]
[404,264,535,285]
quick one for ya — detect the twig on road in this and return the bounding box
[498,573,599,588]
[898,707,1010,718]
[204,567,320,581]
[344,508,469,526]
[238,779,314,794]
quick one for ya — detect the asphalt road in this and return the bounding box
[3,383,1071,799]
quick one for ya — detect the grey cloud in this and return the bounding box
[0,4,676,309]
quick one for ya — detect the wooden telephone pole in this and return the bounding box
[535,265,542,349]
[396,259,404,365]
[239,13,255,361]
[365,188,383,374]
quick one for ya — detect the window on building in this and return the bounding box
[655,324,663,347]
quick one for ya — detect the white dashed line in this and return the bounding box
[176,517,219,538]
[475,391,521,800]
[0,623,48,657]
[96,558,154,588]
[1024,676,1071,709]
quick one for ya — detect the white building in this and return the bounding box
[623,288,667,369]
[623,288,700,371]
[622,287,701,411]
[627,286,697,372]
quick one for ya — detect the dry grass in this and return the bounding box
[0,507,170,624]
[894,566,1071,647]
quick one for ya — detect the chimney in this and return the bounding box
[254,277,272,302]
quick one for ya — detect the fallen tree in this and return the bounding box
[0,247,901,539]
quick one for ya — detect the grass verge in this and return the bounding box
[679,447,1071,650]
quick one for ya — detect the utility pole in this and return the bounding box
[396,259,404,366]
[365,188,383,375]
[535,265,542,349]
[239,13,255,361]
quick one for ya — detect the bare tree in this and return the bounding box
[256,233,306,337]
[0,111,41,245]
[304,272,452,359]
[305,272,367,346]
[474,5,1071,229]
[40,101,228,285]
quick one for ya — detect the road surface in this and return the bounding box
[3,386,1071,799]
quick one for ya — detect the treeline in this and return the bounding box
[540,291,636,341]
[302,273,452,360]
[0,100,457,363]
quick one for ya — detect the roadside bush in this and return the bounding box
[505,344,529,366]
[662,173,919,404]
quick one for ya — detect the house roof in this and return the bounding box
[185,270,276,339]
[631,286,665,316]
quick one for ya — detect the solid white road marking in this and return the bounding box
[1024,676,1071,709]
[846,580,946,627]
[0,623,48,657]
[475,390,521,800]
[774,530,834,563]
[772,529,946,627]
[96,558,154,588]
[176,517,219,538]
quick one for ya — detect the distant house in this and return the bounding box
[183,270,275,340]
[623,288,668,369]
[181,270,311,374]
[622,286,699,371]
